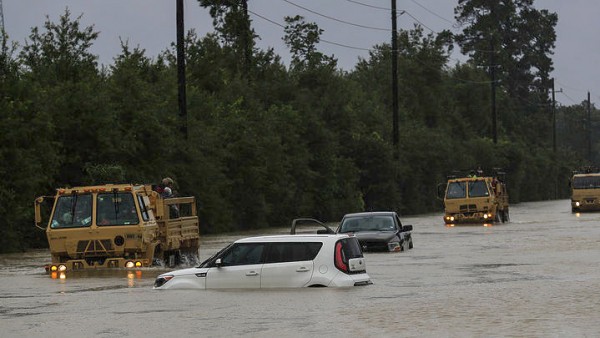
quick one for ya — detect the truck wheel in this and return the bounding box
[164,251,182,268]
[408,238,414,249]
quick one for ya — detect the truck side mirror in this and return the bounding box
[402,225,413,232]
[215,258,222,268]
[436,183,447,200]
[34,196,47,230]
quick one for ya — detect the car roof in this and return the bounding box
[235,234,352,243]
[342,211,397,218]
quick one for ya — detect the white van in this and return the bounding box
[153,234,372,289]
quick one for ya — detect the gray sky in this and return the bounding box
[3,0,597,106]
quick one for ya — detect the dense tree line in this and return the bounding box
[0,1,595,253]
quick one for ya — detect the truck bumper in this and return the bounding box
[571,199,600,212]
[46,257,151,273]
[444,212,495,224]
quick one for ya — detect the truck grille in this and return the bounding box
[460,204,478,211]
[76,239,114,256]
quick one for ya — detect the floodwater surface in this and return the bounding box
[1,199,599,337]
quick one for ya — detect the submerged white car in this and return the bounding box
[153,234,372,289]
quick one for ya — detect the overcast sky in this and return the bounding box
[3,0,597,106]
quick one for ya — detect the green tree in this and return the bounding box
[20,9,105,186]
[198,0,255,76]
[0,30,60,252]
[454,0,557,103]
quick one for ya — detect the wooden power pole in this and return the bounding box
[176,0,188,139]
[391,0,399,153]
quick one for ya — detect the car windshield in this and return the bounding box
[446,182,466,199]
[50,194,92,229]
[339,216,396,233]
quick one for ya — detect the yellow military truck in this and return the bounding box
[570,169,600,212]
[34,183,200,272]
[440,172,509,225]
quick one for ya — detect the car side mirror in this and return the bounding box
[214,258,222,267]
[402,225,413,232]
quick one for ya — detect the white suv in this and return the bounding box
[153,234,372,289]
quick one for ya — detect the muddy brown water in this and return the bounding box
[1,199,599,337]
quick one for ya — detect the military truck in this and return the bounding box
[34,183,200,272]
[570,167,600,212]
[439,171,509,225]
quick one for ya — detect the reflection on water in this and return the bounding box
[444,222,495,228]
[1,199,600,337]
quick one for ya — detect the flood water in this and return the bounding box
[1,199,599,337]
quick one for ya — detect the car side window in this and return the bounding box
[219,243,265,266]
[264,242,323,263]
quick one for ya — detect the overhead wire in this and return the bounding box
[282,0,389,31]
[408,0,456,26]
[247,7,371,51]
[344,0,389,11]
[250,1,583,92]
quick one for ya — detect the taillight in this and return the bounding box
[334,242,348,273]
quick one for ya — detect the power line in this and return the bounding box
[248,6,493,84]
[344,0,389,11]
[409,0,455,26]
[248,8,371,51]
[560,90,580,105]
[282,0,389,31]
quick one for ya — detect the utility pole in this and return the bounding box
[0,0,5,45]
[587,91,592,162]
[551,78,556,153]
[489,36,497,144]
[241,0,251,77]
[550,78,562,153]
[176,0,188,139]
[391,0,399,155]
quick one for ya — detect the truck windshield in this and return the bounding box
[572,176,600,189]
[97,192,140,226]
[468,180,490,198]
[50,194,92,229]
[446,182,466,199]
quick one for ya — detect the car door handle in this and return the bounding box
[246,271,259,276]
[296,267,310,272]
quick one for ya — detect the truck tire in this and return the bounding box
[164,250,182,268]
[503,210,510,222]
